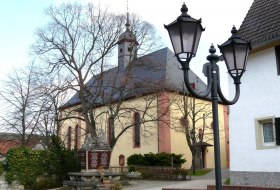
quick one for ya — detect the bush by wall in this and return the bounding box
[127,154,144,166]
[127,152,186,168]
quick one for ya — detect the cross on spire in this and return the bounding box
[127,0,129,13]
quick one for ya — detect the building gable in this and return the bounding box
[238,0,280,51]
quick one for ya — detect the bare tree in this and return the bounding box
[32,2,162,139]
[0,61,72,149]
[0,64,43,146]
[171,84,213,174]
[34,69,71,147]
[58,38,167,150]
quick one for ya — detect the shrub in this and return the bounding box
[4,135,80,189]
[0,161,4,176]
[127,165,136,172]
[33,176,57,190]
[127,152,186,167]
[127,154,144,166]
[46,135,80,185]
[5,146,47,187]
[224,178,230,185]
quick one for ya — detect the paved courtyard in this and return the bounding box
[123,168,229,190]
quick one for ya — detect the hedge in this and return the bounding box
[127,152,186,168]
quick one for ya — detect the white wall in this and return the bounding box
[229,47,280,172]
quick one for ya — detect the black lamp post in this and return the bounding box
[164,3,250,190]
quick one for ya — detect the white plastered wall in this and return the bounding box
[229,47,280,172]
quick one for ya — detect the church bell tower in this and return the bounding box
[117,13,139,70]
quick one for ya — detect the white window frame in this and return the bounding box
[261,121,275,146]
[255,116,277,150]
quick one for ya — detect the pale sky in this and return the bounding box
[0,0,254,90]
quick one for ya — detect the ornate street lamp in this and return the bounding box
[165,3,250,190]
[165,3,204,65]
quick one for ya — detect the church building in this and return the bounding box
[59,13,229,170]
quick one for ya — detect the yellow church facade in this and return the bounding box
[59,90,229,169]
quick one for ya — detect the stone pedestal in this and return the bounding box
[63,130,119,189]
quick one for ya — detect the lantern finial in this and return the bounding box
[231,25,237,35]
[181,3,189,16]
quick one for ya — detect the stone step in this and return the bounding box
[9,185,24,190]
[0,184,9,190]
[0,180,8,184]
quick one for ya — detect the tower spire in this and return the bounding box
[125,12,130,29]
[125,0,130,30]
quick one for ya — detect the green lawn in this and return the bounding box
[189,169,212,176]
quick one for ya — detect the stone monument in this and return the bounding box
[63,129,120,189]
[80,129,111,172]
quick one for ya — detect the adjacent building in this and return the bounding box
[229,0,280,187]
[0,133,44,158]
